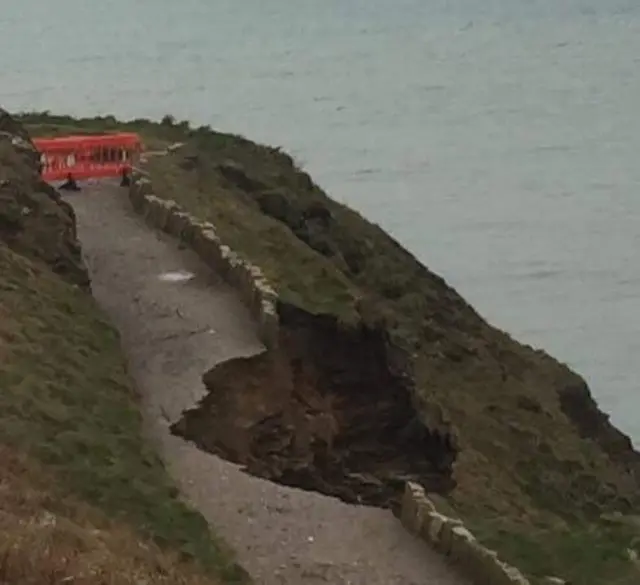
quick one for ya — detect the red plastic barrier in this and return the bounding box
[33,133,143,181]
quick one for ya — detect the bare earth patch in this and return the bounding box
[173,305,457,510]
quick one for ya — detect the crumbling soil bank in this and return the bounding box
[172,303,457,509]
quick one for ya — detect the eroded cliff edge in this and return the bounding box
[153,127,639,510]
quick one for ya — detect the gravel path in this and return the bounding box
[69,180,470,585]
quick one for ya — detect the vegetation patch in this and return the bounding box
[0,444,227,585]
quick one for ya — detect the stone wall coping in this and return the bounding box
[127,176,279,350]
[400,482,567,585]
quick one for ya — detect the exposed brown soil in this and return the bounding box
[173,302,456,510]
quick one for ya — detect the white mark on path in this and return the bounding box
[158,270,195,282]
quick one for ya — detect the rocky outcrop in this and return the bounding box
[0,108,89,289]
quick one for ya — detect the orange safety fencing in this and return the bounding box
[33,133,143,181]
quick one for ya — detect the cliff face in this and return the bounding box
[0,108,89,289]
[161,136,640,523]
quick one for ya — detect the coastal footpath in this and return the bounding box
[2,108,640,585]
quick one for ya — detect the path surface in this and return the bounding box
[69,180,470,585]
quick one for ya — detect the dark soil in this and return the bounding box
[172,303,457,510]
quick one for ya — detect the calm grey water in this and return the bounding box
[2,0,639,442]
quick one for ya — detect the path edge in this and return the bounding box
[128,173,279,350]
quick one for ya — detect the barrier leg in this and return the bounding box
[59,173,80,191]
[120,168,131,187]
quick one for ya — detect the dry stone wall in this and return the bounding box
[128,173,279,350]
[400,482,566,585]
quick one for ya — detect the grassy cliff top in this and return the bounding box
[20,111,640,585]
